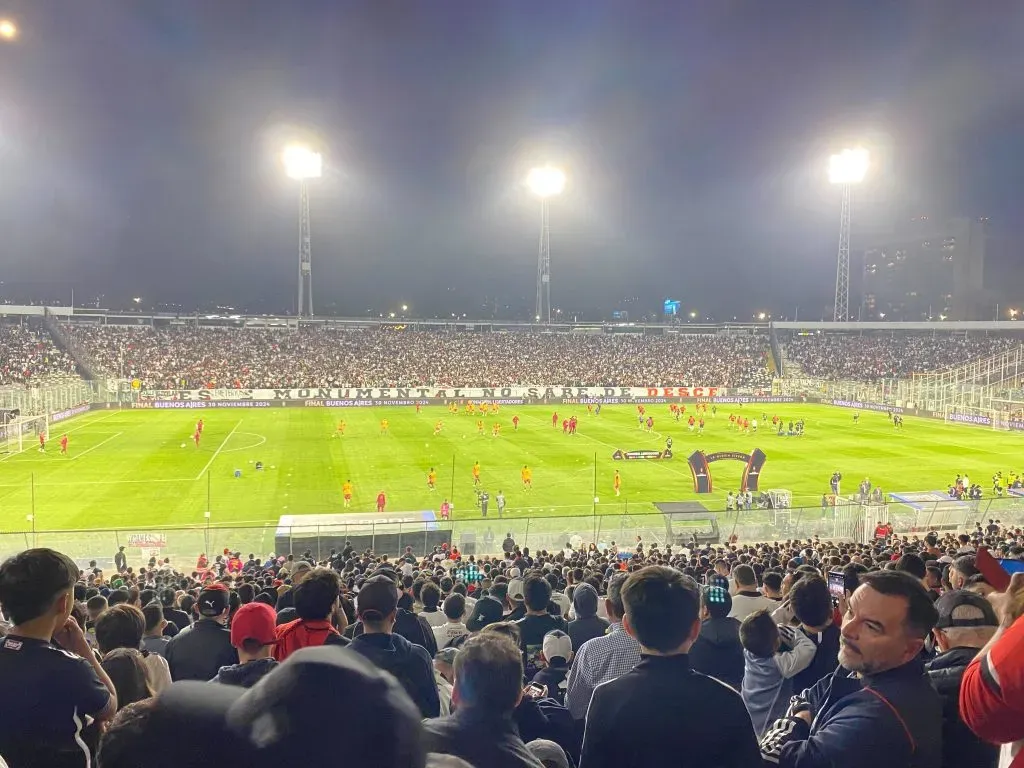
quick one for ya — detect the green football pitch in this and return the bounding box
[0,402,1019,534]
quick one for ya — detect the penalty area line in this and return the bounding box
[195,419,243,480]
[70,432,123,461]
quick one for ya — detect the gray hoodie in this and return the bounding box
[741,624,816,736]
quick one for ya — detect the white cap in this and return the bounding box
[507,578,525,601]
[542,630,572,663]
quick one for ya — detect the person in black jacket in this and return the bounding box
[423,632,543,768]
[925,590,1000,768]
[759,570,942,768]
[689,585,744,691]
[347,575,440,718]
[165,584,238,682]
[580,566,760,768]
[788,575,841,696]
[160,588,190,634]
[567,584,608,651]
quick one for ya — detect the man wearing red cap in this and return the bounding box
[211,602,279,689]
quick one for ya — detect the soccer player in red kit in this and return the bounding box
[552,411,558,427]
[646,416,654,432]
[569,415,577,434]
[376,491,386,514]
[416,402,421,413]
[562,419,569,434]
[512,415,519,431]
[197,418,204,434]
[60,434,68,455]
[193,430,201,448]
[38,433,45,452]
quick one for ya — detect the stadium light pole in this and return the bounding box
[282,145,323,318]
[527,166,566,324]
[828,148,868,322]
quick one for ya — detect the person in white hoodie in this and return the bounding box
[728,564,777,621]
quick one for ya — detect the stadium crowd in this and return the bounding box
[0,325,79,387]
[61,325,774,390]
[1,525,1023,768]
[784,333,1012,381]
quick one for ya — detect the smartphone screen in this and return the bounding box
[827,570,846,599]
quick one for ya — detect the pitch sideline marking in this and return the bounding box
[70,432,124,461]
[0,477,194,488]
[195,419,243,480]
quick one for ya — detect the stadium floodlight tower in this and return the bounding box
[282,144,323,318]
[527,165,566,324]
[828,148,868,322]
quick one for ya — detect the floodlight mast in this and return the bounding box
[828,148,868,322]
[527,166,565,324]
[282,145,322,318]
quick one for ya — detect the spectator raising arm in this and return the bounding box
[960,572,1024,768]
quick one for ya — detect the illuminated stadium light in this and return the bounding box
[528,165,565,325]
[282,145,323,180]
[829,147,868,322]
[828,148,869,185]
[283,143,322,318]
[526,165,566,199]
[0,19,17,40]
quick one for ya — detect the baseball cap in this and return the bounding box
[508,567,522,579]
[356,575,399,620]
[507,578,525,602]
[465,595,504,632]
[154,646,425,765]
[572,583,598,619]
[435,647,459,665]
[230,602,278,648]
[934,589,998,629]
[542,630,572,664]
[198,583,230,617]
[290,561,312,580]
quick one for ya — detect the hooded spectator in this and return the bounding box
[567,583,608,651]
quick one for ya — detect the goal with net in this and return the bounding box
[1,413,50,455]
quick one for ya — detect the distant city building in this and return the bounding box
[861,216,987,321]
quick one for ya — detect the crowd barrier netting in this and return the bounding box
[4,496,1024,570]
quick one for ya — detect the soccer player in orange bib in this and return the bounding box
[521,464,532,489]
[342,479,353,508]
[614,470,621,497]
[427,467,437,490]
[434,420,443,436]
[380,418,389,435]
[472,461,481,486]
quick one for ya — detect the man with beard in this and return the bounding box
[759,570,942,768]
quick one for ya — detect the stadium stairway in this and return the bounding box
[42,310,101,381]
[768,323,784,377]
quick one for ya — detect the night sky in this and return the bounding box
[1,1,1022,320]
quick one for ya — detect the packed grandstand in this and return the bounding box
[3,321,1023,389]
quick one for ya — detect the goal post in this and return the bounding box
[1,413,49,454]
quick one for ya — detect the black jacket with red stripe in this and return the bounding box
[759,658,942,768]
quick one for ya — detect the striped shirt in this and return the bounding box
[565,622,642,719]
